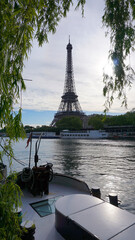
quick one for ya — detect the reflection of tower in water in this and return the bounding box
[54,140,82,177]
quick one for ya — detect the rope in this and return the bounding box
[0,142,26,166]
[21,167,33,182]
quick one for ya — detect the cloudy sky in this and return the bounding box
[19,0,135,126]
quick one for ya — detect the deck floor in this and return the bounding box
[21,183,89,240]
[21,175,135,240]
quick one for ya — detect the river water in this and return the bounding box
[4,138,135,214]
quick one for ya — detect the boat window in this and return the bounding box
[30,196,62,217]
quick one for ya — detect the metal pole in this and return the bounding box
[28,133,32,168]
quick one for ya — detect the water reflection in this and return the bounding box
[50,139,83,176]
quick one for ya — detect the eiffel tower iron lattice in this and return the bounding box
[51,39,85,126]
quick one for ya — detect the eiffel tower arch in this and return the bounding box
[51,39,85,127]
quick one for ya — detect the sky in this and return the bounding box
[17,0,135,126]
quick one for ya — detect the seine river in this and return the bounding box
[4,138,135,214]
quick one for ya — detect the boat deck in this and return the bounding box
[21,174,135,240]
[21,174,90,240]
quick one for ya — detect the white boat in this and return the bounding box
[27,132,60,139]
[60,129,109,139]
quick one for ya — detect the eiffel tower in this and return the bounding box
[51,39,85,126]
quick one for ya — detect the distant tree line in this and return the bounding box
[88,111,135,130]
[24,116,83,133]
[23,111,135,132]
[1,112,135,134]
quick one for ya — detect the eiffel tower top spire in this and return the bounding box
[51,40,85,126]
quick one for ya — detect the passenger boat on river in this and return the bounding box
[60,130,109,139]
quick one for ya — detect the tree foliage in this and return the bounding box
[106,111,135,126]
[88,114,104,129]
[24,124,56,132]
[102,0,135,111]
[0,174,22,240]
[56,116,83,130]
[88,111,135,129]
